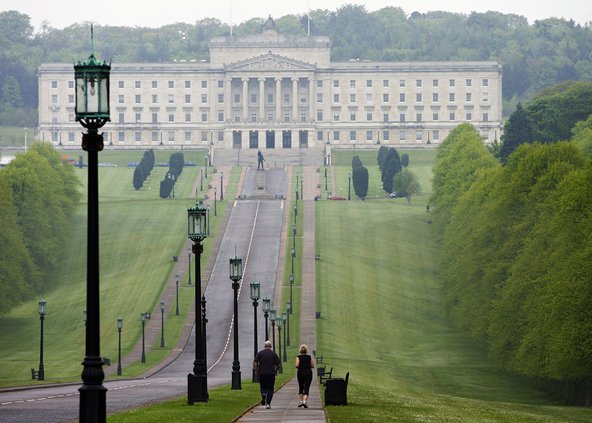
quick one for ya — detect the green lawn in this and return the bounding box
[0,149,225,386]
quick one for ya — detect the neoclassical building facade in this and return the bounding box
[38,21,502,150]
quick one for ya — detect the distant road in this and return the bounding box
[0,168,287,422]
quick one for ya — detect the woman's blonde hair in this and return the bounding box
[300,344,308,354]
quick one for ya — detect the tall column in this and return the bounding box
[225,77,232,123]
[291,77,299,121]
[308,77,315,122]
[242,78,249,122]
[258,78,265,122]
[275,77,282,121]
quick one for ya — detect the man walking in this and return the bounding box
[253,340,281,409]
[257,149,265,171]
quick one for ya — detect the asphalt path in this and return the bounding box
[0,168,287,422]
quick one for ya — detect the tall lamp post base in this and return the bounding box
[79,383,107,422]
[187,373,208,403]
[231,369,242,390]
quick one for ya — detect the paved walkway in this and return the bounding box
[237,166,326,423]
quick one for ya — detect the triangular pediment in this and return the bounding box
[226,53,315,71]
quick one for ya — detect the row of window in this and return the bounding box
[50,77,491,91]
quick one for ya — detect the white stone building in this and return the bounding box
[37,19,502,150]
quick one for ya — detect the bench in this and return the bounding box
[31,368,38,380]
[319,367,333,384]
[325,372,350,405]
[102,357,111,366]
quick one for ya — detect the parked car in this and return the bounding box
[328,195,346,200]
[389,192,407,198]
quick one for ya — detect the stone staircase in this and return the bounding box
[211,147,325,168]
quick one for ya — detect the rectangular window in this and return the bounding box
[234,94,240,103]
[135,112,141,122]
[218,111,224,122]
[433,130,440,141]
[333,131,340,141]
[399,93,405,102]
[466,93,472,102]
[218,80,224,88]
[333,113,340,121]
[300,113,307,122]
[118,112,124,123]
[268,113,274,121]
[333,94,340,103]
[152,112,158,123]
[399,130,406,141]
[68,132,75,142]
[168,81,174,88]
[449,112,456,121]
[201,81,207,88]
[300,96,306,104]
[201,112,207,122]
[185,94,191,103]
[185,131,192,142]
[349,131,357,141]
[250,94,257,103]
[317,80,323,88]
[433,93,439,102]
[383,79,389,87]
[118,95,124,104]
[383,130,390,141]
[399,79,406,88]
[218,131,224,141]
[416,130,423,141]
[333,80,340,87]
[350,93,356,103]
[135,132,142,142]
[51,80,58,89]
[366,93,372,103]
[251,112,257,122]
[366,130,373,141]
[416,113,422,122]
[383,113,389,122]
[483,112,489,122]
[383,93,389,102]
[433,112,439,121]
[235,115,241,123]
[168,94,174,104]
[449,79,455,87]
[118,81,124,89]
[135,81,141,88]
[416,93,422,102]
[350,80,356,88]
[135,95,141,104]
[416,79,422,87]
[317,131,323,141]
[367,111,373,121]
[168,114,174,122]
[118,132,125,142]
[201,132,209,142]
[201,94,207,103]
[268,94,274,103]
[168,131,175,142]
[317,110,323,121]
[185,81,191,89]
[400,113,405,123]
[433,79,439,87]
[449,93,455,102]
[465,112,472,121]
[185,113,191,122]
[152,132,158,142]
[284,94,290,104]
[350,112,356,121]
[218,94,224,103]
[68,80,74,89]
[68,94,74,104]
[317,93,323,102]
[152,81,158,89]
[483,78,489,86]
[466,79,472,87]
[366,80,373,88]
[284,113,290,122]
[152,95,158,103]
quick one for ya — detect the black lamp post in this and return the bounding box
[294,204,298,221]
[201,295,208,373]
[220,172,224,201]
[276,316,283,373]
[262,298,270,341]
[291,247,295,275]
[300,176,303,199]
[325,166,328,191]
[270,309,277,352]
[140,312,148,363]
[160,301,165,348]
[229,255,243,390]
[187,202,209,404]
[116,318,123,376]
[281,313,287,362]
[214,187,217,216]
[348,173,351,201]
[289,274,294,315]
[250,281,260,383]
[204,156,208,178]
[200,168,203,192]
[175,274,180,316]
[292,223,296,252]
[286,302,291,346]
[75,34,110,423]
[187,247,192,286]
[37,300,46,381]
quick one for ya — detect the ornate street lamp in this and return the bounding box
[140,312,149,363]
[229,255,243,390]
[250,281,260,382]
[291,247,295,275]
[289,274,294,315]
[160,301,165,348]
[175,274,180,316]
[200,168,203,192]
[270,309,277,352]
[187,202,209,404]
[187,247,192,286]
[325,166,328,191]
[204,156,208,178]
[116,318,123,376]
[276,315,283,374]
[300,176,303,199]
[348,172,351,201]
[286,302,291,347]
[220,172,224,201]
[262,298,270,342]
[282,313,288,362]
[214,187,217,216]
[37,300,47,381]
[75,35,111,422]
[293,223,296,251]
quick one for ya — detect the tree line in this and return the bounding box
[431,120,592,404]
[0,144,80,315]
[1,6,592,125]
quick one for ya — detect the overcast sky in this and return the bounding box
[2,0,591,31]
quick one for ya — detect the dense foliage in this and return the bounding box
[159,152,184,198]
[351,155,368,199]
[377,146,402,193]
[432,122,592,402]
[1,7,592,125]
[132,149,155,190]
[0,143,80,314]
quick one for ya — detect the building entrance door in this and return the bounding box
[233,131,242,149]
[282,130,292,149]
[299,130,308,148]
[266,131,275,149]
[249,130,258,149]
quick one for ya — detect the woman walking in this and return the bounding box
[295,344,315,408]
